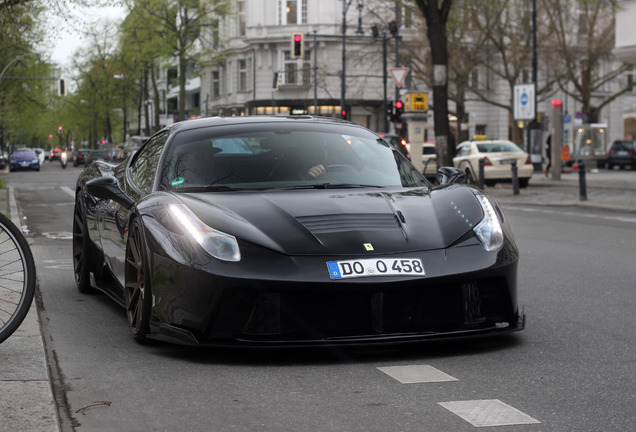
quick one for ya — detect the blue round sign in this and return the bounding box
[521,93,528,105]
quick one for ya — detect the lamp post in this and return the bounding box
[341,0,364,118]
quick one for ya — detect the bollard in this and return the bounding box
[478,158,485,189]
[578,160,587,201]
[511,160,520,195]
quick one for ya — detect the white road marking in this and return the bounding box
[377,365,458,384]
[438,399,540,427]
[505,205,636,223]
[42,259,73,269]
[60,186,75,198]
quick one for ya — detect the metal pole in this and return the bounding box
[578,160,587,200]
[532,0,537,121]
[478,158,485,189]
[341,0,353,116]
[383,33,388,132]
[511,160,520,195]
[313,31,318,114]
[394,2,400,103]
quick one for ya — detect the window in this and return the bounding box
[211,71,220,98]
[238,59,248,92]
[470,69,479,89]
[283,50,310,85]
[278,0,306,25]
[238,0,246,36]
[130,130,169,193]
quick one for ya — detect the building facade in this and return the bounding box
[148,0,636,153]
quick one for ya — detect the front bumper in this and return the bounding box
[145,236,523,347]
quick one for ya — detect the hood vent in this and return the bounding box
[297,214,400,234]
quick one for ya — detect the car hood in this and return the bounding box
[176,185,484,255]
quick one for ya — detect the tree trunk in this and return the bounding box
[178,53,187,121]
[417,0,453,167]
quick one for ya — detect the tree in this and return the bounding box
[123,0,231,122]
[542,0,632,123]
[0,0,50,151]
[412,0,454,167]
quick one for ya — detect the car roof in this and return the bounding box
[164,115,360,135]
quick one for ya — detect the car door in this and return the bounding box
[99,131,169,289]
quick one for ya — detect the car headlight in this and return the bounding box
[473,195,504,251]
[169,204,241,262]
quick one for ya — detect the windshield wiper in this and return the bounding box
[176,185,244,192]
[276,183,383,190]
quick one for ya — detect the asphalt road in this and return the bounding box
[6,160,636,432]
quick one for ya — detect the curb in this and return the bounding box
[0,186,60,431]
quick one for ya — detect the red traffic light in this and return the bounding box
[394,101,403,109]
[291,33,304,59]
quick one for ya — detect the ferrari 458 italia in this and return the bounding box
[73,116,524,346]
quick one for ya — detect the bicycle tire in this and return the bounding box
[0,211,36,344]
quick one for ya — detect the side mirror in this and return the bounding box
[437,166,466,185]
[86,176,134,209]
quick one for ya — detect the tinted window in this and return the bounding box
[160,122,427,191]
[129,131,169,193]
[476,141,522,153]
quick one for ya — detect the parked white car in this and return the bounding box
[453,139,533,188]
[33,148,46,165]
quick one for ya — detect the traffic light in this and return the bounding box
[291,33,304,59]
[394,100,404,122]
[341,105,351,120]
[58,79,65,96]
[386,102,394,122]
[58,126,63,135]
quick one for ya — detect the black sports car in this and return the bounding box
[73,116,524,346]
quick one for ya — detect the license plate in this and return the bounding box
[499,159,515,165]
[20,162,29,167]
[617,151,628,156]
[327,258,425,279]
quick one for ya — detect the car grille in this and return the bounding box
[204,277,514,342]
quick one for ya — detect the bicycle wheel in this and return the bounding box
[0,212,36,344]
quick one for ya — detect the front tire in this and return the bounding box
[124,218,152,343]
[73,194,94,293]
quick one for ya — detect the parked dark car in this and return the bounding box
[606,140,636,170]
[73,149,92,167]
[113,136,149,161]
[50,148,62,161]
[378,132,411,160]
[9,150,40,172]
[87,150,110,164]
[73,116,524,346]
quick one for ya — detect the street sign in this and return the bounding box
[389,68,409,87]
[513,84,535,120]
[405,93,428,111]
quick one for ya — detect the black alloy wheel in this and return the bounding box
[72,195,93,293]
[124,218,152,342]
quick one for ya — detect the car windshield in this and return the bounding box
[14,151,35,158]
[160,122,427,191]
[476,141,523,153]
[611,141,635,151]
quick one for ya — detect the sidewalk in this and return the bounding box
[0,186,60,431]
[484,168,636,213]
[0,168,633,432]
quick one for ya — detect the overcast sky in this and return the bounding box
[43,3,127,69]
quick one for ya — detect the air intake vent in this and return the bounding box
[297,214,400,234]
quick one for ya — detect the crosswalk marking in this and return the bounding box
[438,399,540,427]
[378,365,540,427]
[377,365,458,384]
